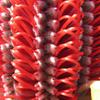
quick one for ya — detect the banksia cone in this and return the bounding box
[0,0,99,100]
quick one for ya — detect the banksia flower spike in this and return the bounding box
[0,0,100,100]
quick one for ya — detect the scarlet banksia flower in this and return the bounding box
[0,0,100,100]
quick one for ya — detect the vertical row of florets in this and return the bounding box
[33,0,59,99]
[79,0,95,85]
[0,0,15,98]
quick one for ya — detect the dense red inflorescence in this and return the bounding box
[0,0,100,100]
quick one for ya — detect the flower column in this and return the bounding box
[89,0,100,80]
[55,0,83,100]
[79,0,95,86]
[0,0,15,99]
[10,0,38,99]
[33,0,59,99]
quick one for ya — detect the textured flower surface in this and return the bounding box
[0,0,100,100]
